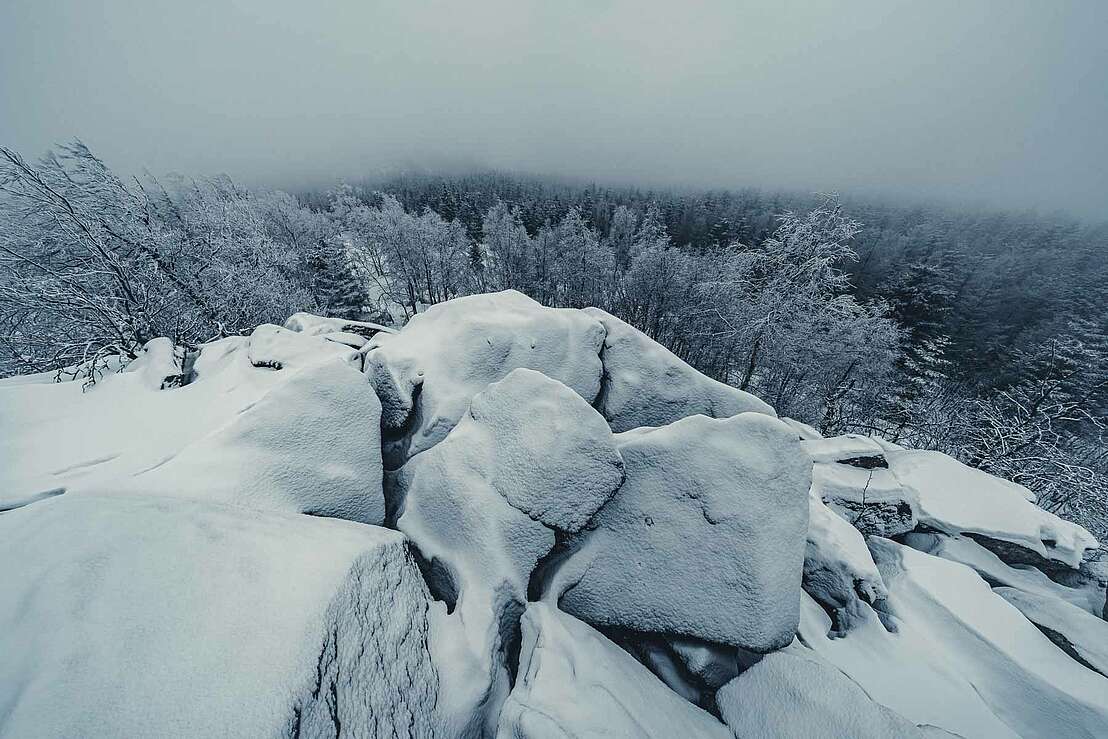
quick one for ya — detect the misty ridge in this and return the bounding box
[1,143,1105,540]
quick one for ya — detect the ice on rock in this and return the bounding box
[716,649,927,739]
[496,603,731,739]
[548,412,810,652]
[394,368,624,732]
[804,492,890,636]
[82,356,386,524]
[993,587,1108,678]
[887,449,1100,569]
[0,495,440,738]
[812,462,918,537]
[582,307,774,431]
[366,291,606,466]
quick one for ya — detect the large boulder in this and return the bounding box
[887,450,1099,569]
[0,328,383,523]
[497,603,730,739]
[716,649,928,739]
[0,494,441,737]
[394,369,624,734]
[82,356,386,524]
[366,291,606,467]
[811,462,917,537]
[583,307,774,431]
[546,412,810,652]
[994,587,1108,678]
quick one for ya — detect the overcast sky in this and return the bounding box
[2,0,1106,218]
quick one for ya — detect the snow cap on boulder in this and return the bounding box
[886,449,1099,569]
[0,495,440,738]
[394,368,624,732]
[716,649,928,739]
[583,306,774,431]
[497,603,730,739]
[366,291,606,466]
[804,492,891,636]
[549,411,810,652]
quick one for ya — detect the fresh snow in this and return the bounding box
[716,648,928,738]
[549,412,810,651]
[2,291,1106,738]
[0,494,440,737]
[993,586,1108,678]
[497,603,731,739]
[366,290,606,466]
[583,306,774,431]
[887,449,1099,569]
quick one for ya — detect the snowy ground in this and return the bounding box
[1,290,1105,738]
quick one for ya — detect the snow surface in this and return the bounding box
[0,328,384,524]
[283,310,394,338]
[887,449,1099,568]
[583,306,774,431]
[801,538,1108,738]
[804,492,889,636]
[903,531,1107,617]
[394,368,625,734]
[0,494,440,738]
[801,433,886,463]
[497,603,730,739]
[994,586,1108,678]
[811,461,917,536]
[366,290,606,466]
[716,648,927,738]
[550,412,810,651]
[4,291,1107,738]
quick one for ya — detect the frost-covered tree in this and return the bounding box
[481,201,532,291]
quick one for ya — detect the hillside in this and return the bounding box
[2,291,1106,738]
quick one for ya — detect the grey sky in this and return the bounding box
[2,0,1106,218]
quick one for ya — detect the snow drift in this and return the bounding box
[1,290,1104,738]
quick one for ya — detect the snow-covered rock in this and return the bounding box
[804,492,890,636]
[284,310,394,339]
[583,307,774,431]
[0,494,440,737]
[781,416,823,440]
[0,329,376,519]
[366,291,606,466]
[887,449,1099,569]
[548,412,810,652]
[797,591,1020,739]
[716,649,927,739]
[903,532,1107,617]
[802,433,887,465]
[811,462,917,537]
[394,368,624,733]
[993,587,1108,678]
[496,603,730,739]
[81,356,386,524]
[802,537,1108,738]
[246,322,361,370]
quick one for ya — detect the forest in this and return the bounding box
[2,144,1105,537]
